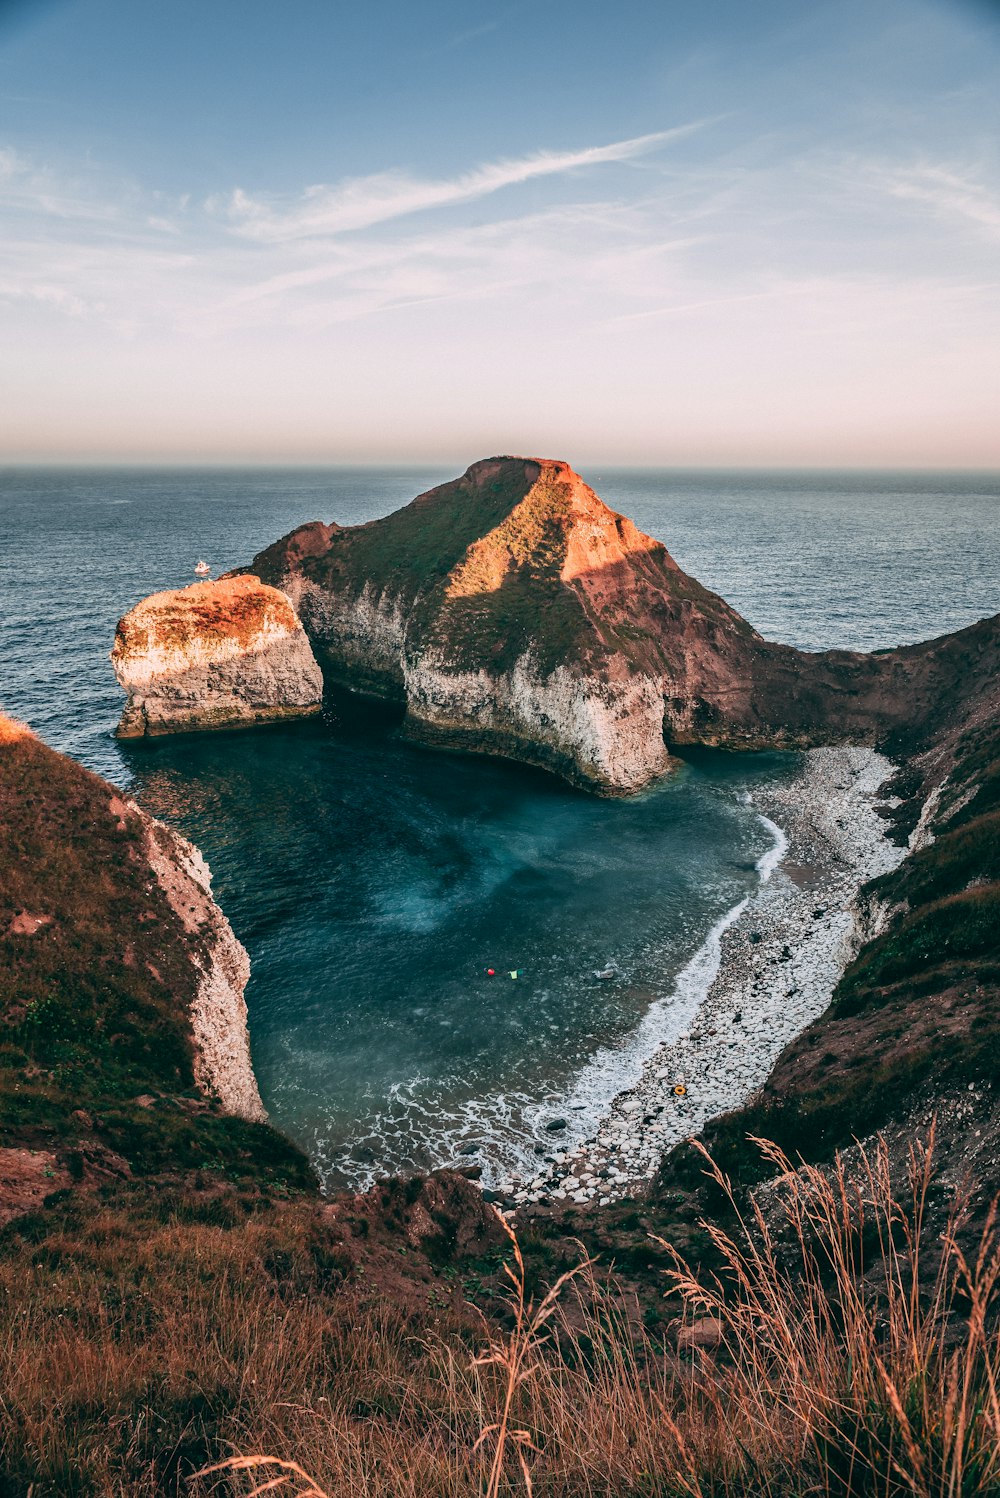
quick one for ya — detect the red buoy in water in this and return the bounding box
[486,968,495,977]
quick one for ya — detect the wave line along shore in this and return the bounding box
[508,744,907,1209]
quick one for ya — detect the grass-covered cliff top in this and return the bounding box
[250,456,1000,770]
[0,715,309,1186]
[254,456,753,676]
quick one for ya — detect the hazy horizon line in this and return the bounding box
[2,457,1000,477]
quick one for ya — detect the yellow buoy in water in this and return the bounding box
[673,1084,688,1098]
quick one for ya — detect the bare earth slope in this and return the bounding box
[250,456,1000,792]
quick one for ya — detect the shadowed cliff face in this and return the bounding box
[250,456,1000,792]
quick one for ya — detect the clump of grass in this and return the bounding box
[653,1129,1000,1494]
[837,884,1000,1003]
[189,1130,999,1498]
[468,1215,590,1498]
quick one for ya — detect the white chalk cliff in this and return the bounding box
[111,574,323,738]
[141,808,266,1122]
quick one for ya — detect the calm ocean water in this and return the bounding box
[2,466,998,1186]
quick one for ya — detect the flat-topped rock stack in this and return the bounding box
[111,574,323,739]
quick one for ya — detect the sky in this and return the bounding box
[1,0,999,466]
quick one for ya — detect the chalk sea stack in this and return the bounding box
[111,574,323,739]
[249,456,999,792]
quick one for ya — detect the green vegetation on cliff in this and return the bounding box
[254,456,747,681]
[0,717,310,1185]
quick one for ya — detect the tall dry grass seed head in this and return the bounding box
[198,1132,999,1498]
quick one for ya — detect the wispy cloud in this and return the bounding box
[220,126,703,242]
[0,278,90,317]
[4,135,1000,367]
[884,164,1000,240]
[444,18,502,49]
[0,145,124,223]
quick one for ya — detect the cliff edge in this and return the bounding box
[0,713,308,1215]
[111,574,323,738]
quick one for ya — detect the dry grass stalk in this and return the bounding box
[209,1131,998,1497]
[468,1212,591,1498]
[655,1124,1000,1494]
[3,1132,996,1495]
[194,1455,330,1498]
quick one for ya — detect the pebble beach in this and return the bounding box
[507,745,907,1210]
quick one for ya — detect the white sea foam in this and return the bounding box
[514,810,786,1172]
[507,745,906,1208]
[755,812,788,881]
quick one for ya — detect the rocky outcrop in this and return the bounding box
[111,575,323,738]
[250,456,1000,793]
[141,811,265,1122]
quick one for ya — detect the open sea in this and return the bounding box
[2,466,998,1187]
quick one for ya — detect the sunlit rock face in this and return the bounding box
[118,458,998,794]
[250,456,757,793]
[140,810,266,1122]
[111,575,324,738]
[251,456,1000,794]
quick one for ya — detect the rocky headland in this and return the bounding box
[111,573,323,739]
[246,456,999,792]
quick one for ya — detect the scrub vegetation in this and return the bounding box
[2,1133,997,1496]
